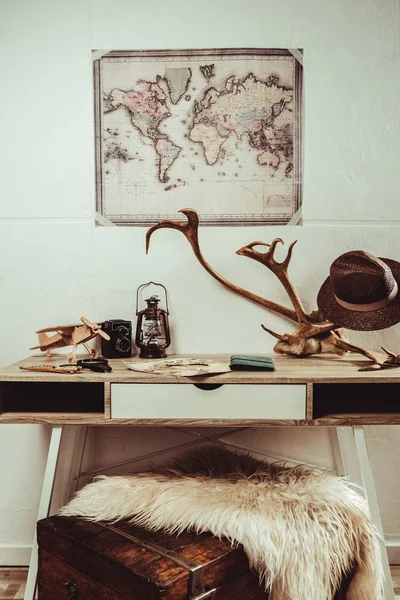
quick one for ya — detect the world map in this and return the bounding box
[96,50,302,225]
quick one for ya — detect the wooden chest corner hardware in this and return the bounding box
[65,582,77,599]
[192,591,215,600]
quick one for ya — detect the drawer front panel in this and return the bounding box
[38,550,126,600]
[110,384,306,420]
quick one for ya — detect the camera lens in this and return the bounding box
[116,337,131,353]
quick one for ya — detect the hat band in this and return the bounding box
[334,281,398,312]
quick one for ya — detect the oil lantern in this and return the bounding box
[135,282,171,358]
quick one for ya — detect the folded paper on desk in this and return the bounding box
[125,358,231,377]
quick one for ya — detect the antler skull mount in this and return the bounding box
[146,209,400,371]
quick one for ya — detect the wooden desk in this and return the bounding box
[2,353,400,426]
[1,353,399,600]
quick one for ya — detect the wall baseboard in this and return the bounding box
[0,545,32,566]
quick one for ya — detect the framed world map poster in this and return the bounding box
[94,48,303,226]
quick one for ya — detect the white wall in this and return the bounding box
[1,0,400,565]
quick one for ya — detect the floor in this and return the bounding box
[0,567,399,599]
[0,570,27,600]
[393,566,400,596]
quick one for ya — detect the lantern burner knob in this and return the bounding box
[145,295,160,309]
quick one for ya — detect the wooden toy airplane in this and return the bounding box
[30,316,110,363]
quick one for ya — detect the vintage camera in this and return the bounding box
[101,320,132,358]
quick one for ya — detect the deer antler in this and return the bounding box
[237,239,335,338]
[146,208,399,370]
[330,334,396,370]
[146,208,297,322]
[236,239,308,324]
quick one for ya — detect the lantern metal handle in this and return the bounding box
[136,282,169,315]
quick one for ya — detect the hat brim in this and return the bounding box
[317,257,400,331]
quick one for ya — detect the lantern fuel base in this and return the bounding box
[135,282,171,358]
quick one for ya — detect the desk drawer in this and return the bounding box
[110,384,306,420]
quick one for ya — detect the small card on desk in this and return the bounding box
[230,355,275,371]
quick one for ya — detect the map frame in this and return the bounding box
[93,48,303,227]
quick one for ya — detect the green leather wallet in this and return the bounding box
[230,355,275,371]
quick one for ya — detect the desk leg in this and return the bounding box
[24,425,63,600]
[331,426,395,600]
[67,426,88,501]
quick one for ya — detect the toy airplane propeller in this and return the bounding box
[30,316,111,363]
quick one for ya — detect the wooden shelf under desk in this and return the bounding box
[0,354,400,425]
[0,412,107,424]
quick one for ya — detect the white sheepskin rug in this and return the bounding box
[60,447,383,600]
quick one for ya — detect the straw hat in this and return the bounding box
[317,250,400,331]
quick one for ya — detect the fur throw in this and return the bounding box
[60,447,383,600]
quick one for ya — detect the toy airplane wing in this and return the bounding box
[30,330,68,350]
[35,324,81,334]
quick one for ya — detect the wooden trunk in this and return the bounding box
[37,516,267,599]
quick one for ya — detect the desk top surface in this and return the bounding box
[2,353,400,384]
